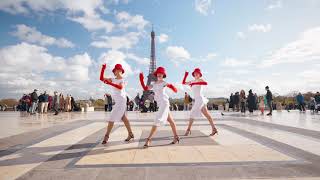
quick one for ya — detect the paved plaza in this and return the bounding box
[0,111,320,180]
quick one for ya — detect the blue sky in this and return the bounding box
[0,0,319,99]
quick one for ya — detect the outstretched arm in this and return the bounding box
[99,64,106,81]
[106,81,123,90]
[139,73,150,91]
[99,64,112,82]
[190,81,208,86]
[166,83,178,93]
[182,71,190,85]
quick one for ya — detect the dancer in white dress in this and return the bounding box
[99,63,134,144]
[182,68,218,136]
[139,67,180,148]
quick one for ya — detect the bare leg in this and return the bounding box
[122,115,132,134]
[167,113,180,144]
[167,113,178,137]
[143,126,157,148]
[184,118,194,136]
[122,115,134,141]
[102,122,114,144]
[201,107,218,136]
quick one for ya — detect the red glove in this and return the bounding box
[106,81,123,90]
[100,64,106,81]
[190,81,208,87]
[166,84,178,93]
[182,71,189,85]
[139,73,149,91]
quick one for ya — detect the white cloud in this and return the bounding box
[0,0,105,16]
[195,0,212,16]
[206,53,217,60]
[69,15,114,33]
[98,50,133,76]
[0,0,114,33]
[221,58,253,67]
[236,24,271,39]
[158,33,169,43]
[0,42,93,98]
[192,52,217,62]
[166,46,191,62]
[248,24,272,33]
[126,53,149,65]
[91,32,141,49]
[110,0,130,5]
[266,0,282,10]
[298,70,320,80]
[12,24,74,48]
[236,31,246,39]
[116,11,149,31]
[261,26,320,67]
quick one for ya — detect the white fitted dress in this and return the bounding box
[190,81,209,119]
[151,81,170,126]
[108,78,127,122]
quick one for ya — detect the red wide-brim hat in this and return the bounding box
[192,68,202,77]
[153,66,167,78]
[112,64,125,74]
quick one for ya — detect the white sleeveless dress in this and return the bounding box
[151,81,170,126]
[190,81,209,119]
[108,78,127,122]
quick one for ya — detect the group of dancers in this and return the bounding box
[99,63,218,148]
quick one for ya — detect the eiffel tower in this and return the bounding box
[141,27,157,106]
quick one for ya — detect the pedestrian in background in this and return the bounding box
[265,86,273,116]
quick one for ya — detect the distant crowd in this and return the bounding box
[10,87,320,115]
[225,87,320,115]
[17,89,80,115]
[104,93,158,113]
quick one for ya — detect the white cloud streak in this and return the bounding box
[12,24,74,48]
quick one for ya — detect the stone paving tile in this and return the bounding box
[0,111,320,180]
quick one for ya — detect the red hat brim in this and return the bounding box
[153,71,166,78]
[192,70,202,77]
[112,67,125,74]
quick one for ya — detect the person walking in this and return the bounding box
[234,92,240,111]
[134,93,141,111]
[296,92,306,112]
[247,89,256,114]
[59,93,64,112]
[70,95,76,111]
[43,91,49,113]
[53,91,59,115]
[100,63,134,144]
[107,94,113,111]
[38,93,45,113]
[139,67,180,148]
[240,90,246,114]
[229,93,234,111]
[265,86,273,116]
[64,94,71,112]
[30,89,38,114]
[104,94,109,112]
[184,92,191,111]
[182,68,218,136]
[259,96,265,115]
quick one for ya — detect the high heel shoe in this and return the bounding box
[210,128,218,136]
[184,129,191,136]
[101,134,109,144]
[143,138,151,148]
[124,132,134,142]
[171,136,180,144]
